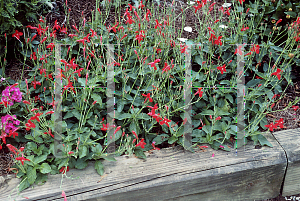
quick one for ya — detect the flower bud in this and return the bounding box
[288,53,295,58]
[286,15,290,19]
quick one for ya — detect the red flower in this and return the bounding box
[69,34,78,38]
[44,127,54,138]
[265,122,278,131]
[155,19,162,29]
[23,100,30,105]
[234,45,244,55]
[142,93,153,103]
[148,59,160,70]
[241,25,249,31]
[74,68,84,77]
[147,103,158,116]
[271,68,282,80]
[159,116,172,127]
[15,155,31,165]
[275,118,284,128]
[60,25,67,34]
[47,43,55,51]
[251,44,260,54]
[0,131,8,144]
[46,111,54,115]
[59,166,69,174]
[31,76,41,89]
[135,138,146,149]
[8,128,19,138]
[25,120,36,131]
[237,0,245,5]
[12,30,23,40]
[194,87,203,98]
[132,130,138,139]
[276,19,282,26]
[292,105,299,111]
[217,64,226,74]
[6,144,19,155]
[30,112,42,122]
[53,20,61,31]
[68,151,74,155]
[114,126,121,136]
[216,116,221,121]
[101,123,115,131]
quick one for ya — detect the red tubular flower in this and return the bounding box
[31,76,41,89]
[217,64,226,74]
[275,118,284,128]
[114,126,121,136]
[250,44,260,54]
[271,68,282,80]
[194,87,203,98]
[46,111,54,115]
[142,93,153,103]
[23,100,30,104]
[47,43,55,51]
[132,130,138,139]
[159,116,172,127]
[8,128,19,138]
[6,144,19,155]
[292,105,299,111]
[135,138,146,149]
[74,68,84,77]
[53,20,61,31]
[276,19,282,26]
[12,30,23,40]
[25,120,36,131]
[59,166,69,174]
[265,122,278,131]
[15,155,31,165]
[216,116,221,121]
[44,128,54,138]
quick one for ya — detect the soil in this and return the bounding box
[1,0,300,200]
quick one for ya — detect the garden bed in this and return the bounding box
[1,129,299,201]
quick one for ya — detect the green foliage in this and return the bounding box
[1,0,300,196]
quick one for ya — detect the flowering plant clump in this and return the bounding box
[0,0,299,197]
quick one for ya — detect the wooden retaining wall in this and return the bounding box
[1,129,300,201]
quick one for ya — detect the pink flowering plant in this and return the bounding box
[0,0,300,198]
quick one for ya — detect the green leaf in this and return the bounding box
[116,112,132,120]
[95,160,105,175]
[101,155,117,161]
[32,40,40,45]
[75,158,88,169]
[91,143,103,156]
[78,78,86,87]
[27,166,37,185]
[40,163,52,174]
[117,99,125,112]
[134,148,147,160]
[168,136,178,144]
[35,173,48,185]
[136,113,151,120]
[257,133,273,147]
[64,111,74,119]
[72,110,82,120]
[91,94,102,107]
[19,177,30,192]
[79,145,88,158]
[200,109,214,115]
[32,154,47,164]
[130,121,139,135]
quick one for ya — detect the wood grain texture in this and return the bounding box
[272,128,300,197]
[1,131,287,201]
